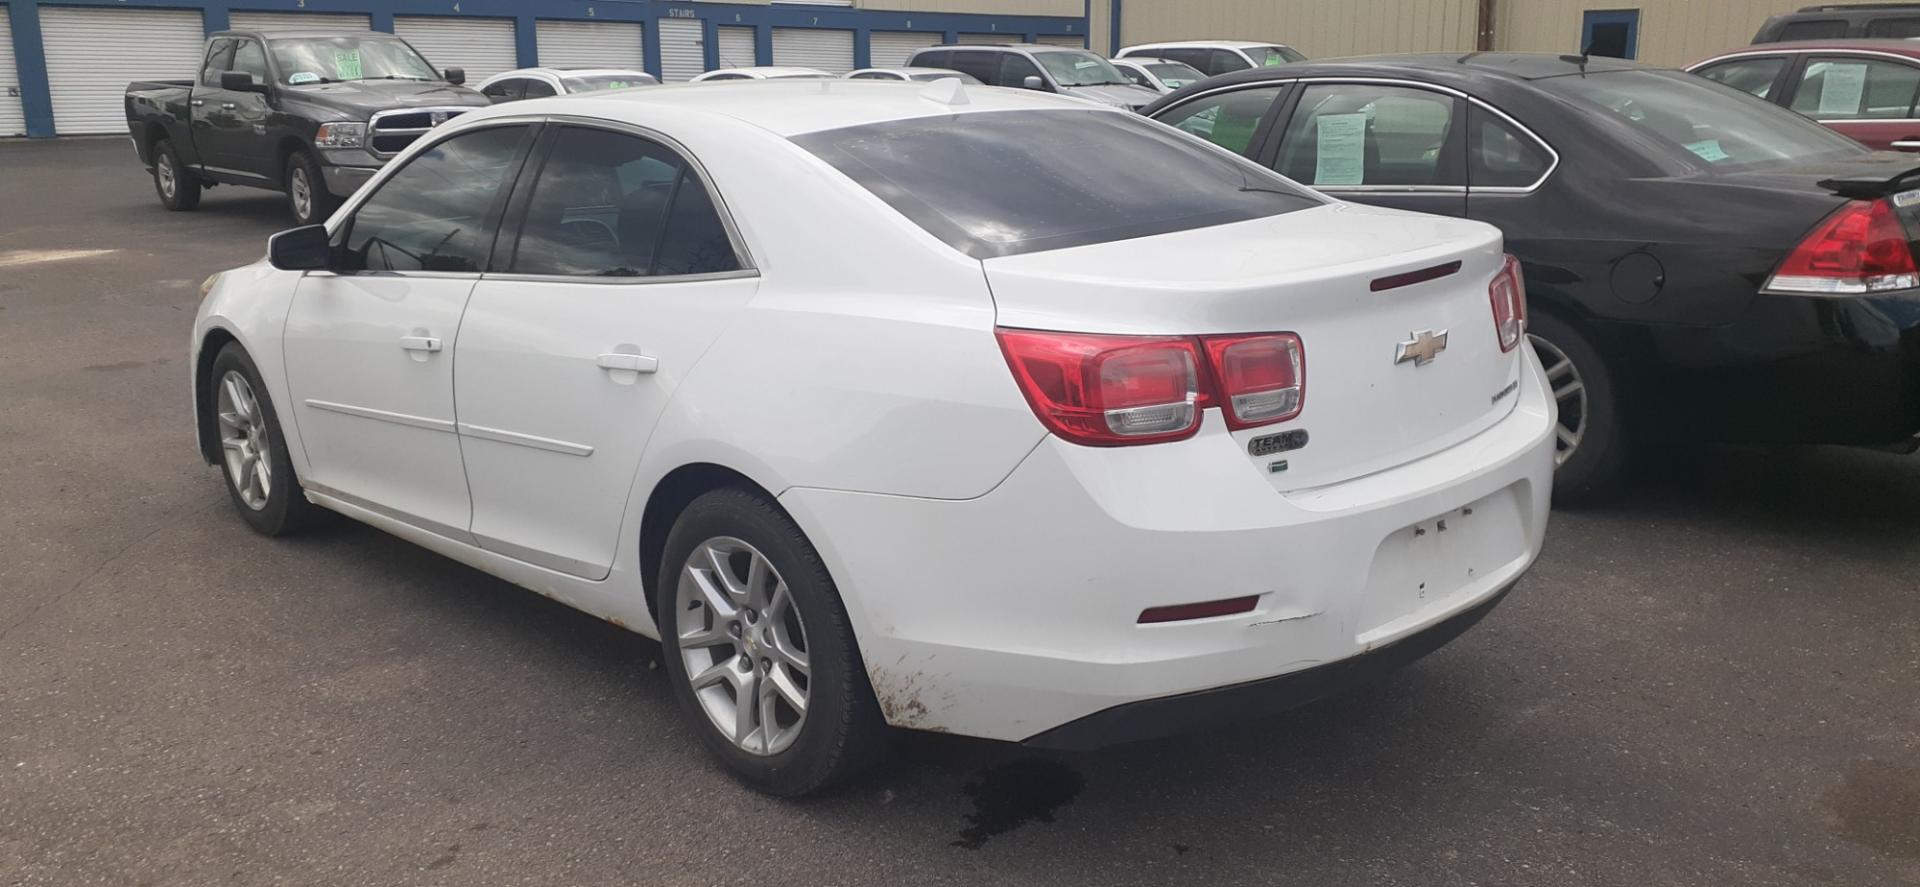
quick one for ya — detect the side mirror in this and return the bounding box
[1021,75,1046,91]
[268,224,334,271]
[443,67,466,85]
[220,70,267,94]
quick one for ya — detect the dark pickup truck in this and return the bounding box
[126,29,490,225]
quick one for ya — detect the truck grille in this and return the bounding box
[367,107,475,157]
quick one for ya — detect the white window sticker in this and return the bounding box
[288,71,320,85]
[1684,139,1730,163]
[1894,188,1920,208]
[1314,112,1367,186]
[1819,63,1868,116]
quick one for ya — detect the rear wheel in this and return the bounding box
[657,488,888,796]
[285,149,337,226]
[1528,312,1625,502]
[152,138,201,211]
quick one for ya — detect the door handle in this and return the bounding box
[597,352,658,374]
[190,99,205,107]
[1892,139,1920,150]
[221,102,237,110]
[399,335,442,353]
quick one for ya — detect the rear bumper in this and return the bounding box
[779,345,1557,744]
[1624,293,1920,445]
[1024,583,1512,750]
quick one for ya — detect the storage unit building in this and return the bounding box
[40,7,205,135]
[392,15,518,81]
[868,30,942,68]
[535,20,647,71]
[772,27,855,73]
[0,11,24,137]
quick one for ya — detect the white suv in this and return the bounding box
[1118,40,1306,77]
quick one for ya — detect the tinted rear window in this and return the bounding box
[793,109,1321,259]
[1775,19,1849,40]
[1539,68,1868,169]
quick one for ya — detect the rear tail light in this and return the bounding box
[1489,254,1527,352]
[1766,199,1920,296]
[996,328,1304,446]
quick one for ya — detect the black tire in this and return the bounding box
[284,149,338,227]
[151,138,201,211]
[656,488,888,796]
[208,343,322,536]
[1528,311,1627,503]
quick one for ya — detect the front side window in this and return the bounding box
[482,78,523,101]
[340,126,529,272]
[230,40,269,85]
[1247,45,1305,66]
[795,108,1320,259]
[1790,57,1920,120]
[1000,54,1044,88]
[1276,83,1462,187]
[1117,65,1152,89]
[1694,57,1787,99]
[1034,50,1131,87]
[269,36,440,85]
[1154,86,1284,156]
[1205,49,1251,76]
[1145,61,1203,89]
[506,127,739,278]
[1542,68,1869,168]
[1469,105,1551,189]
[200,39,236,87]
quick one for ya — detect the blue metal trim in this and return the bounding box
[1109,0,1121,57]
[700,17,717,70]
[752,21,769,66]
[8,0,54,138]
[514,11,535,66]
[641,15,661,79]
[202,3,229,33]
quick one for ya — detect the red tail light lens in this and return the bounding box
[1204,333,1304,429]
[996,329,1204,446]
[1767,199,1920,296]
[1489,254,1527,352]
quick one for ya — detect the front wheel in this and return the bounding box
[209,344,322,535]
[284,149,338,226]
[151,138,201,211]
[657,488,888,796]
[1528,312,1626,503]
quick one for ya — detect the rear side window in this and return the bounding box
[1469,105,1552,189]
[1205,50,1251,76]
[341,125,529,272]
[523,78,558,98]
[1275,83,1463,187]
[794,108,1320,259]
[1541,69,1867,168]
[1776,19,1849,40]
[946,51,1000,85]
[1790,57,1920,120]
[1866,16,1920,38]
[1694,57,1787,99]
[913,50,952,70]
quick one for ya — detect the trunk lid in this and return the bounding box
[984,201,1520,492]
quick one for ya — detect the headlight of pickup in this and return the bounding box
[313,122,367,149]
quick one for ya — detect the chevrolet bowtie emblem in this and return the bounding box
[1395,329,1449,367]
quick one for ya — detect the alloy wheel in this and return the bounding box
[157,154,176,199]
[674,537,811,756]
[216,371,273,510]
[1530,333,1586,467]
[290,167,313,222]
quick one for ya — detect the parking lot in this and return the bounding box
[1,135,1917,885]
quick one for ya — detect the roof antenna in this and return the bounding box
[920,76,971,106]
[1558,42,1593,73]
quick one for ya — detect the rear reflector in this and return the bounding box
[1138,595,1260,624]
[1489,254,1527,352]
[1767,199,1920,296]
[1371,260,1462,292]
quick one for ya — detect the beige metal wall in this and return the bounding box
[1496,1,1791,66]
[1113,0,1479,58]
[858,0,1082,15]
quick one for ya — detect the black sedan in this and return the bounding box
[1144,53,1920,498]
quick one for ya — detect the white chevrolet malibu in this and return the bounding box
[191,78,1556,795]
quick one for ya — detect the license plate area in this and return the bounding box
[1356,485,1527,644]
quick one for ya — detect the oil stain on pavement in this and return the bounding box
[952,758,1085,849]
[1824,760,1920,860]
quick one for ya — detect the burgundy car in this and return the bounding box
[1690,40,1920,151]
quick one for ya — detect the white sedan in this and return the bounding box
[689,66,831,82]
[190,79,1556,795]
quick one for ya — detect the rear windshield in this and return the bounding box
[562,73,656,91]
[1539,69,1868,169]
[794,109,1321,259]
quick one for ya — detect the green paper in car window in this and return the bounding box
[334,50,363,81]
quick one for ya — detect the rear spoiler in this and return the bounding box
[1818,166,1920,200]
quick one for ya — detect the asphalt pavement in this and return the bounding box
[1,137,1916,886]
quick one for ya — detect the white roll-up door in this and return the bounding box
[228,11,371,32]
[536,20,645,70]
[957,33,1006,45]
[868,31,939,69]
[656,18,704,82]
[772,28,852,74]
[715,25,755,70]
[41,7,205,135]
[1038,35,1085,47]
[393,16,518,81]
[0,12,24,137]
